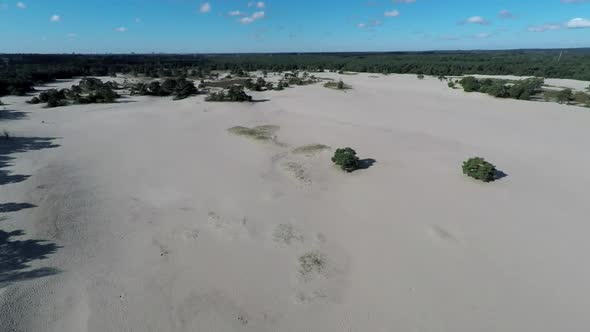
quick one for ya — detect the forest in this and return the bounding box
[2,49,590,97]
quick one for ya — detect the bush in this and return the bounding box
[556,88,573,104]
[417,74,425,80]
[459,76,481,92]
[462,157,497,182]
[331,147,360,172]
[448,82,455,88]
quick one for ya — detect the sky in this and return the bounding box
[0,0,589,53]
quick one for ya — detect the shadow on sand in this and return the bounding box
[0,229,60,288]
[0,137,60,186]
[0,109,29,121]
[358,158,377,170]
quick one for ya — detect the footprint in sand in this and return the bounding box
[206,211,251,240]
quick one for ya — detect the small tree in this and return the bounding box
[337,80,345,89]
[556,88,573,104]
[462,157,497,182]
[332,148,360,172]
[417,74,425,80]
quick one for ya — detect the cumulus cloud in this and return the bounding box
[464,16,489,25]
[357,20,382,28]
[240,11,265,24]
[16,2,26,9]
[199,2,211,13]
[527,23,562,32]
[50,14,61,22]
[498,10,513,18]
[228,10,243,16]
[248,2,265,8]
[115,26,127,32]
[473,32,492,39]
[384,10,399,17]
[566,17,590,28]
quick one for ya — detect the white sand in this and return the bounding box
[1,73,590,331]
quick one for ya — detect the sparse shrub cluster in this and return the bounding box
[205,85,253,102]
[27,77,120,108]
[130,77,198,100]
[324,80,350,90]
[331,147,360,172]
[458,76,545,101]
[462,157,497,182]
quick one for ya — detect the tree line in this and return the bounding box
[2,49,590,97]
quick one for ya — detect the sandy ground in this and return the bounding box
[1,73,590,332]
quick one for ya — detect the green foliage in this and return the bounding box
[417,74,425,79]
[459,76,481,92]
[556,88,573,104]
[448,82,456,88]
[331,147,360,172]
[130,78,197,99]
[324,80,350,90]
[462,157,497,182]
[205,85,253,102]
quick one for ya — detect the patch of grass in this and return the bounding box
[292,144,330,155]
[227,125,279,141]
[299,251,327,275]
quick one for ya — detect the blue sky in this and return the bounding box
[0,0,589,53]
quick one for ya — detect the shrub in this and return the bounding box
[417,74,425,80]
[556,88,573,104]
[331,147,360,172]
[462,157,497,182]
[448,82,455,88]
[459,76,481,92]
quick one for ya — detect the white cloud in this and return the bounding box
[200,2,211,13]
[239,11,265,24]
[135,18,142,23]
[384,9,399,17]
[240,17,255,24]
[357,20,382,28]
[498,10,513,18]
[251,11,265,19]
[16,2,26,9]
[50,14,61,22]
[527,23,562,32]
[473,32,491,38]
[465,16,489,25]
[566,17,590,28]
[256,2,265,8]
[228,10,243,16]
[115,26,127,32]
[394,0,415,3]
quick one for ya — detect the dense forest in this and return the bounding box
[2,49,590,97]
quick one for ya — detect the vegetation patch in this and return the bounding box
[273,224,304,245]
[206,86,253,102]
[292,144,331,155]
[324,80,351,90]
[27,78,120,108]
[332,147,360,172]
[227,125,279,141]
[462,157,497,182]
[299,251,327,276]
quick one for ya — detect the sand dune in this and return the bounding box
[1,73,590,331]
